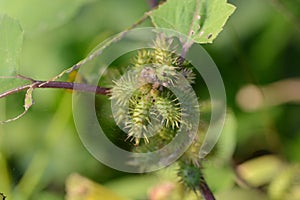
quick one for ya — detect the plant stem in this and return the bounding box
[51,11,151,82]
[147,0,159,8]
[0,79,110,99]
[35,81,110,95]
[199,177,216,200]
[0,84,33,99]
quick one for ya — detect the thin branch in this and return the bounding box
[0,86,36,124]
[46,11,152,84]
[1,9,150,122]
[0,79,110,100]
[0,77,110,123]
[147,0,159,8]
[0,84,32,99]
[0,100,28,124]
[147,0,168,9]
[16,74,36,82]
[36,81,111,95]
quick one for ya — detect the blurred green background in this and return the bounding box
[0,0,300,199]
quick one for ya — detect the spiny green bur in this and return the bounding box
[110,35,195,146]
[110,34,204,193]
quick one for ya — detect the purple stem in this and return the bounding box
[147,0,159,8]
[199,176,216,200]
[36,81,110,95]
[0,81,110,99]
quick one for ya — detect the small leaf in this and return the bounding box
[268,165,295,200]
[105,175,159,199]
[24,87,34,111]
[0,14,23,75]
[236,155,286,187]
[150,0,236,43]
[66,173,128,200]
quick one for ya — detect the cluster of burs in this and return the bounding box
[110,35,204,191]
[111,35,196,146]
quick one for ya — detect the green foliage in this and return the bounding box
[0,14,23,75]
[0,0,90,33]
[1,0,300,200]
[216,188,269,200]
[66,173,128,200]
[150,0,236,43]
[236,155,285,187]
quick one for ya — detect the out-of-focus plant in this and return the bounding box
[1,0,300,199]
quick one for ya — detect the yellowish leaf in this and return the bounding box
[65,173,128,200]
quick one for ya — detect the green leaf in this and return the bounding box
[0,0,91,33]
[217,188,269,200]
[105,175,159,199]
[0,14,23,75]
[236,155,285,187]
[150,0,236,43]
[268,165,296,200]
